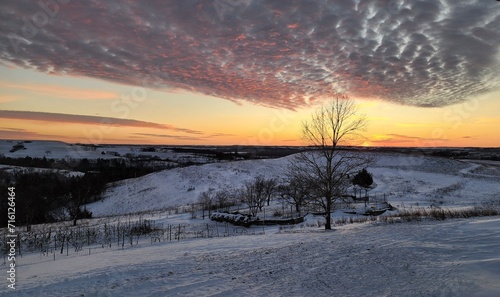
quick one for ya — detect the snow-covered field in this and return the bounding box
[0,164,85,177]
[0,140,113,160]
[0,140,218,163]
[2,141,500,296]
[4,217,500,296]
[87,151,500,216]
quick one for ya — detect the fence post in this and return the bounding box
[263,209,265,235]
[177,224,181,241]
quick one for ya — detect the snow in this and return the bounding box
[2,142,500,296]
[0,140,218,163]
[3,217,500,296]
[0,164,85,177]
[0,140,112,160]
[87,157,289,216]
[87,151,500,216]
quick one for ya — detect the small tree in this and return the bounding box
[241,180,263,216]
[215,189,232,211]
[352,168,373,188]
[263,178,277,206]
[279,177,309,216]
[198,191,214,219]
[240,176,278,216]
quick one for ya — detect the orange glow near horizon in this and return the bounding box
[1,67,499,148]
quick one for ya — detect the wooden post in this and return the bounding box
[60,235,65,254]
[262,208,265,234]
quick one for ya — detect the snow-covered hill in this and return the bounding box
[87,151,500,217]
[87,157,290,216]
[0,140,218,163]
[0,140,112,159]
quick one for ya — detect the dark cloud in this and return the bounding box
[0,110,203,134]
[209,132,235,137]
[133,133,206,142]
[371,133,449,145]
[0,128,65,140]
[133,131,235,142]
[1,0,499,108]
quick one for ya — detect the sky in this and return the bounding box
[0,0,499,147]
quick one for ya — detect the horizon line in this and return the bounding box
[1,138,498,150]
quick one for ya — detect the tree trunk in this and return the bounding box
[325,195,332,230]
[325,215,332,230]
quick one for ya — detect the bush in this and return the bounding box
[352,168,373,188]
[9,143,25,152]
[273,209,283,217]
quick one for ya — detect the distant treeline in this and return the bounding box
[169,146,305,160]
[0,158,162,227]
[0,155,175,172]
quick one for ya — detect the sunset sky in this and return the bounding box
[1,0,499,147]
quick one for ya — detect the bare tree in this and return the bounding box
[241,179,263,216]
[263,178,277,206]
[279,176,309,216]
[292,96,368,230]
[198,191,214,219]
[215,189,232,211]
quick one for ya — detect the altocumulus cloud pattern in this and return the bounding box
[1,0,499,109]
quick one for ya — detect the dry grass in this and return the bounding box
[380,206,499,224]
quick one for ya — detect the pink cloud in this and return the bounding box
[0,1,498,109]
[0,110,203,134]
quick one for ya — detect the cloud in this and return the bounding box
[0,110,203,134]
[370,133,449,145]
[0,82,119,100]
[0,127,65,140]
[208,132,235,137]
[1,0,499,109]
[0,127,25,132]
[133,133,207,142]
[133,131,236,142]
